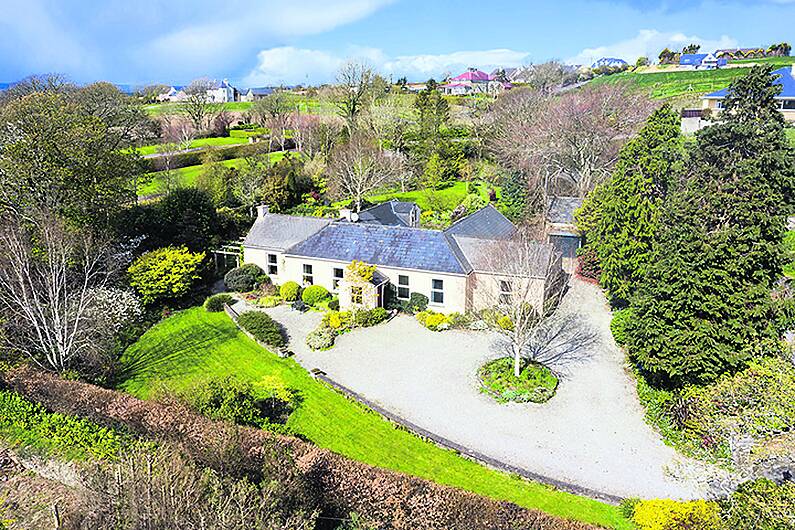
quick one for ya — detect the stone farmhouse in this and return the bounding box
[242,201,564,314]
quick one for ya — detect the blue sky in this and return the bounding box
[0,0,792,86]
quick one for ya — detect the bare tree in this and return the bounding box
[0,213,124,373]
[253,90,292,150]
[327,133,400,211]
[366,94,414,153]
[479,230,568,377]
[524,61,580,95]
[334,60,375,136]
[489,84,652,197]
[181,77,215,132]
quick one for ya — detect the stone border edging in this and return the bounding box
[310,369,625,506]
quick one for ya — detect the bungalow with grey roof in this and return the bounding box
[242,203,563,313]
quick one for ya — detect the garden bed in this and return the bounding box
[478,358,559,404]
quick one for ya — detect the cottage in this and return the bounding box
[241,204,563,314]
[156,86,187,102]
[679,53,724,69]
[241,87,274,102]
[440,68,512,96]
[702,65,795,121]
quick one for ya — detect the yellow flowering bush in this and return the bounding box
[632,499,721,530]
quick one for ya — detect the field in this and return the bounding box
[117,307,631,529]
[135,135,250,156]
[143,101,254,116]
[138,150,289,196]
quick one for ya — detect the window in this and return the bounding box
[499,280,513,305]
[333,268,344,291]
[397,275,410,300]
[267,254,278,275]
[351,286,363,305]
[303,264,314,285]
[784,99,795,110]
[431,279,444,305]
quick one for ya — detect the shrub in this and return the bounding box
[306,326,336,351]
[185,375,292,428]
[610,308,633,346]
[721,478,795,529]
[354,307,389,328]
[256,295,281,308]
[291,300,308,312]
[328,298,340,311]
[575,246,601,281]
[497,315,514,331]
[237,311,285,347]
[478,357,558,404]
[407,292,428,314]
[224,264,268,292]
[204,294,234,312]
[280,281,301,301]
[323,311,353,332]
[302,285,330,306]
[128,246,205,305]
[632,499,721,530]
[416,310,452,331]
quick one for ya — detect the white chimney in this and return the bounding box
[339,208,353,222]
[256,204,270,218]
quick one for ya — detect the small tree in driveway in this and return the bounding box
[481,231,567,377]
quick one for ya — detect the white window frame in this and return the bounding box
[333,267,344,291]
[499,280,513,305]
[303,264,314,285]
[267,253,278,276]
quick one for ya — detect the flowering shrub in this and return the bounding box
[279,281,301,302]
[632,499,721,530]
[255,295,281,308]
[416,310,453,331]
[323,311,353,332]
[306,326,335,350]
[87,287,143,334]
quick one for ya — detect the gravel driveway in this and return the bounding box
[256,279,711,500]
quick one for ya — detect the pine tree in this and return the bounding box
[627,66,795,387]
[580,105,684,306]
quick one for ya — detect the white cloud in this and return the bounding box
[566,29,739,66]
[244,46,533,86]
[141,0,394,79]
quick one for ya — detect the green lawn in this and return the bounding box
[366,181,499,212]
[117,307,631,529]
[591,66,753,100]
[787,129,795,147]
[143,101,254,116]
[138,151,289,197]
[135,136,251,156]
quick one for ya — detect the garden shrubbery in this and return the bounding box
[279,281,301,302]
[302,285,330,306]
[255,295,281,308]
[307,308,390,350]
[478,357,558,403]
[0,389,124,460]
[204,293,234,312]
[237,311,285,348]
[415,310,460,331]
[305,326,336,351]
[720,478,795,529]
[610,308,632,346]
[630,499,721,530]
[184,375,293,429]
[128,246,205,305]
[354,307,388,327]
[224,264,269,293]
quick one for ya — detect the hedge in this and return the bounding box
[204,294,234,312]
[237,311,286,348]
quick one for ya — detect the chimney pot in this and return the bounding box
[256,204,270,218]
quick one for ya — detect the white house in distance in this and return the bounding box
[156,86,187,102]
[157,79,240,103]
[441,68,513,96]
[679,53,725,70]
[241,87,274,102]
[242,201,564,314]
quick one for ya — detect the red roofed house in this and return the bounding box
[441,68,512,95]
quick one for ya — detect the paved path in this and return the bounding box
[248,280,712,500]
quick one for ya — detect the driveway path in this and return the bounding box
[253,280,711,499]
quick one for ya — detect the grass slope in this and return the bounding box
[143,101,254,116]
[135,136,250,156]
[591,66,753,100]
[138,151,289,197]
[366,181,499,211]
[117,307,630,529]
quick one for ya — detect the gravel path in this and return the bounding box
[251,280,711,500]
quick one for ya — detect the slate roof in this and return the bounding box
[680,53,709,66]
[547,197,584,225]
[247,87,274,96]
[357,200,418,227]
[452,236,556,278]
[705,66,795,99]
[444,205,516,240]
[286,223,471,275]
[243,214,330,251]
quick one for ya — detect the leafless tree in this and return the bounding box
[479,230,568,377]
[524,61,580,95]
[252,90,292,150]
[489,84,652,197]
[327,133,400,211]
[181,77,215,132]
[0,213,122,373]
[212,106,235,136]
[366,94,414,153]
[334,60,375,136]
